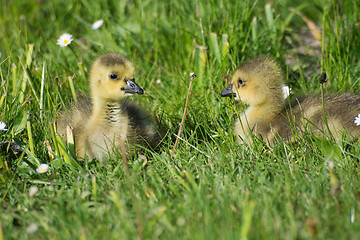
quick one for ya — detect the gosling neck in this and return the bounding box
[91,97,125,125]
[246,98,284,121]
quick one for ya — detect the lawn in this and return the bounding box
[1,0,360,239]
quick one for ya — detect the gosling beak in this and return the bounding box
[221,83,236,97]
[123,79,144,95]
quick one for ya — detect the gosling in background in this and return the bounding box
[57,54,164,161]
[221,57,360,144]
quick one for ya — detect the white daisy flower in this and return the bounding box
[57,33,73,47]
[282,86,291,99]
[354,114,360,126]
[26,223,38,233]
[36,163,49,174]
[0,121,7,131]
[92,19,104,30]
[29,186,38,197]
[351,208,355,223]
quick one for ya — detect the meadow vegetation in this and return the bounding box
[1,0,360,239]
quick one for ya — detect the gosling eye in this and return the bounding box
[238,78,246,87]
[109,73,118,80]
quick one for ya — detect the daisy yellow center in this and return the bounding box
[40,168,46,172]
[63,40,68,44]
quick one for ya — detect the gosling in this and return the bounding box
[221,57,360,144]
[57,54,164,161]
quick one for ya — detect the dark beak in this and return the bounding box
[221,83,236,97]
[123,79,144,95]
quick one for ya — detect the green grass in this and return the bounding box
[1,0,360,239]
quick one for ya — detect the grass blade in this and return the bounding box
[19,44,34,104]
[210,32,221,64]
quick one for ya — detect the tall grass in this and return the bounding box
[1,0,360,239]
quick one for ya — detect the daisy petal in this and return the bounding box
[282,86,291,99]
[36,163,49,174]
[92,20,104,30]
[354,114,360,126]
[57,33,73,47]
[0,121,8,131]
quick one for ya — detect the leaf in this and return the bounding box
[312,135,342,160]
[13,110,27,135]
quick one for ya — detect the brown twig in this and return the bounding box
[171,73,196,158]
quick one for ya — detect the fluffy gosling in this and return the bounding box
[221,57,360,144]
[57,54,163,161]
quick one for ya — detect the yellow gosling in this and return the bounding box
[221,57,360,144]
[57,54,163,161]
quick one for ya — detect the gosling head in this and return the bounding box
[89,54,144,101]
[221,57,284,107]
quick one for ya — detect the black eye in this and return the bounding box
[109,73,118,80]
[238,78,245,87]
